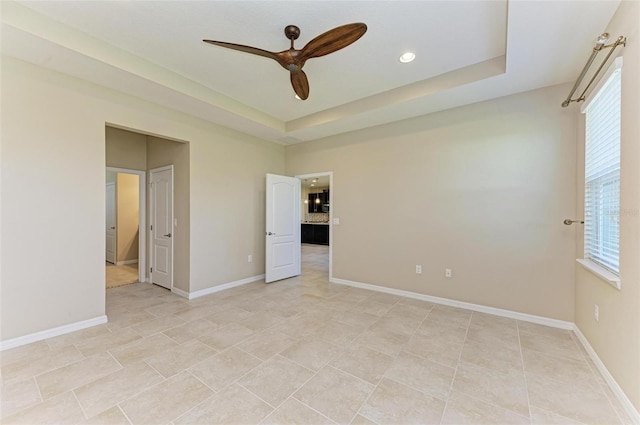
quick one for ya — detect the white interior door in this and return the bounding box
[150,166,173,289]
[265,174,301,283]
[106,182,116,264]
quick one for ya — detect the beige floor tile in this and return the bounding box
[518,321,574,340]
[369,314,422,337]
[354,328,410,356]
[45,325,112,351]
[523,349,600,391]
[334,310,379,329]
[519,331,585,361]
[293,366,374,424]
[204,306,254,326]
[404,332,465,368]
[365,293,400,305]
[144,300,190,317]
[162,318,220,344]
[74,362,164,418]
[385,303,431,321]
[198,322,255,350]
[281,337,344,371]
[460,339,523,373]
[188,347,262,391]
[427,305,472,328]
[526,373,621,424]
[441,391,530,424]
[119,371,213,425]
[417,318,469,339]
[175,384,273,424]
[81,406,131,425]
[145,340,216,378]
[236,329,297,361]
[238,355,314,407]
[2,345,84,386]
[530,406,589,425]
[2,391,85,425]
[470,312,518,334]
[106,310,156,331]
[452,363,529,417]
[76,328,142,357]
[308,320,364,346]
[1,378,42,419]
[465,325,520,351]
[359,378,445,425]
[109,333,178,365]
[36,352,121,399]
[173,304,223,322]
[330,344,394,385]
[240,310,287,332]
[350,414,377,425]
[385,351,455,399]
[397,297,436,310]
[1,341,51,367]
[130,315,186,337]
[352,299,393,317]
[262,398,335,425]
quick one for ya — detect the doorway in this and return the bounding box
[297,172,333,280]
[105,167,147,287]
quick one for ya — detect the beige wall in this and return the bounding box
[0,56,284,341]
[116,173,139,262]
[147,136,190,292]
[574,0,640,411]
[286,84,578,321]
[105,127,147,170]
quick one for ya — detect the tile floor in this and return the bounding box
[106,263,139,289]
[1,244,633,424]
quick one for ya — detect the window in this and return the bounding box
[583,58,622,276]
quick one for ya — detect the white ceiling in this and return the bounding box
[1,1,621,144]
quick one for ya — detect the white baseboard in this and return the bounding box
[0,315,108,351]
[330,277,574,330]
[573,326,640,424]
[116,259,138,266]
[173,274,266,300]
[171,287,190,299]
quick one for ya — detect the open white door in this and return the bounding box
[106,182,116,264]
[265,174,301,283]
[150,166,173,289]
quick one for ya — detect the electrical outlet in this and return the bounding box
[415,265,422,274]
[594,304,599,322]
[248,255,253,263]
[445,268,452,278]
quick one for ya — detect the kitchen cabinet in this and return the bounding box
[307,189,330,213]
[301,223,329,245]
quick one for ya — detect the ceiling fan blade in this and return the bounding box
[300,23,367,60]
[290,70,309,100]
[203,40,279,62]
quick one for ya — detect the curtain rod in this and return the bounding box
[561,33,626,107]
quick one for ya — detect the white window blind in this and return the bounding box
[583,66,621,274]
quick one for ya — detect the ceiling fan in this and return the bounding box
[203,23,367,100]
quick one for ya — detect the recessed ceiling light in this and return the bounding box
[311,183,315,186]
[399,52,415,63]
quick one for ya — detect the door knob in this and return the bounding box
[110,227,115,230]
[164,233,172,237]
[563,219,584,225]
[266,232,276,236]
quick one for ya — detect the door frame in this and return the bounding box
[295,171,333,279]
[106,167,147,283]
[149,165,174,289]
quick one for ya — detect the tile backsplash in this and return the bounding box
[304,213,329,223]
